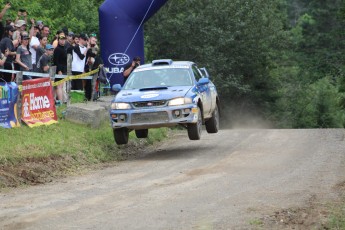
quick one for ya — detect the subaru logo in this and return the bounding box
[108,53,130,66]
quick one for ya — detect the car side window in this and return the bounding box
[192,65,203,81]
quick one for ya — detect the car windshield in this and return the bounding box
[123,68,193,90]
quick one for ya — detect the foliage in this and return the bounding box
[0,0,102,41]
[146,0,288,119]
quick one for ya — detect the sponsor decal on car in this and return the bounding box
[141,93,159,99]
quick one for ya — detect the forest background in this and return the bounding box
[1,0,344,128]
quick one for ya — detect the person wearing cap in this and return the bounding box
[13,19,26,41]
[36,20,43,31]
[52,30,65,48]
[0,25,17,82]
[16,33,32,79]
[71,33,89,91]
[53,34,67,103]
[37,44,54,73]
[123,56,141,83]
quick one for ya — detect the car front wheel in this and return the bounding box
[113,128,129,145]
[205,104,219,133]
[187,107,202,140]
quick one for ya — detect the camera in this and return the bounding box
[19,9,26,12]
[134,62,139,68]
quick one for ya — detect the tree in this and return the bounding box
[146,0,287,119]
[0,0,101,41]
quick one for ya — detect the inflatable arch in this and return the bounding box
[99,0,168,87]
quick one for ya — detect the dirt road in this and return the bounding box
[0,129,344,229]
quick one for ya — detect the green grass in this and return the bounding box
[69,91,86,103]
[327,202,345,229]
[0,96,168,166]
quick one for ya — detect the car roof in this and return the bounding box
[136,59,195,71]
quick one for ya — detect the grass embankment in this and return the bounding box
[0,92,168,187]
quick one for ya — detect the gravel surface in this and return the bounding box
[0,129,344,229]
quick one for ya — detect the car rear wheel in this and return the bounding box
[205,104,219,133]
[188,107,202,140]
[135,129,148,138]
[113,128,129,145]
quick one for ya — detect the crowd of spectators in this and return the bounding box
[0,3,102,102]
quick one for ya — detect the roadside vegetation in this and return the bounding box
[0,92,168,188]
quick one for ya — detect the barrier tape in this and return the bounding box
[52,68,99,86]
[11,68,99,91]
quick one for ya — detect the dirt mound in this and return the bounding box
[0,155,90,188]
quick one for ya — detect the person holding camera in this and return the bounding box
[123,56,141,84]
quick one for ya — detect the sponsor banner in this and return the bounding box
[21,78,58,127]
[0,82,20,128]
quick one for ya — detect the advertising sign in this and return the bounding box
[21,78,58,127]
[0,82,20,128]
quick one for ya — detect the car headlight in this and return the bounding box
[168,97,193,106]
[111,102,131,110]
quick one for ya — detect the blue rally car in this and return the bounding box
[110,59,220,145]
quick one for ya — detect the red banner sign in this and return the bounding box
[21,78,58,127]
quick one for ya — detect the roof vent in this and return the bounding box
[152,59,173,66]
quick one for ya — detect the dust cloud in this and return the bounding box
[219,105,274,129]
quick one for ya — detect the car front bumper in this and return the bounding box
[110,104,199,130]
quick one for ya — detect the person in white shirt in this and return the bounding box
[71,33,89,90]
[29,19,40,73]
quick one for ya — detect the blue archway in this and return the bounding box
[99,0,168,88]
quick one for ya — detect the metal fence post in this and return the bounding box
[49,66,56,81]
[91,71,98,101]
[16,71,23,124]
[49,66,56,103]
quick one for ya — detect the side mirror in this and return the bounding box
[197,77,210,85]
[112,84,122,92]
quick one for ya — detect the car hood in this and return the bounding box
[114,86,193,102]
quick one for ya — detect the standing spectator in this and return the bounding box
[85,38,103,100]
[0,3,11,38]
[53,34,67,103]
[66,32,76,75]
[0,48,9,67]
[14,9,28,26]
[36,20,43,31]
[37,44,54,73]
[13,19,26,41]
[66,31,74,47]
[71,33,89,91]
[41,25,50,38]
[0,25,17,82]
[29,19,40,72]
[36,35,48,66]
[123,56,141,83]
[52,30,65,48]
[74,36,79,46]
[15,34,32,80]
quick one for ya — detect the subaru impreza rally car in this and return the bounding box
[110,59,220,145]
